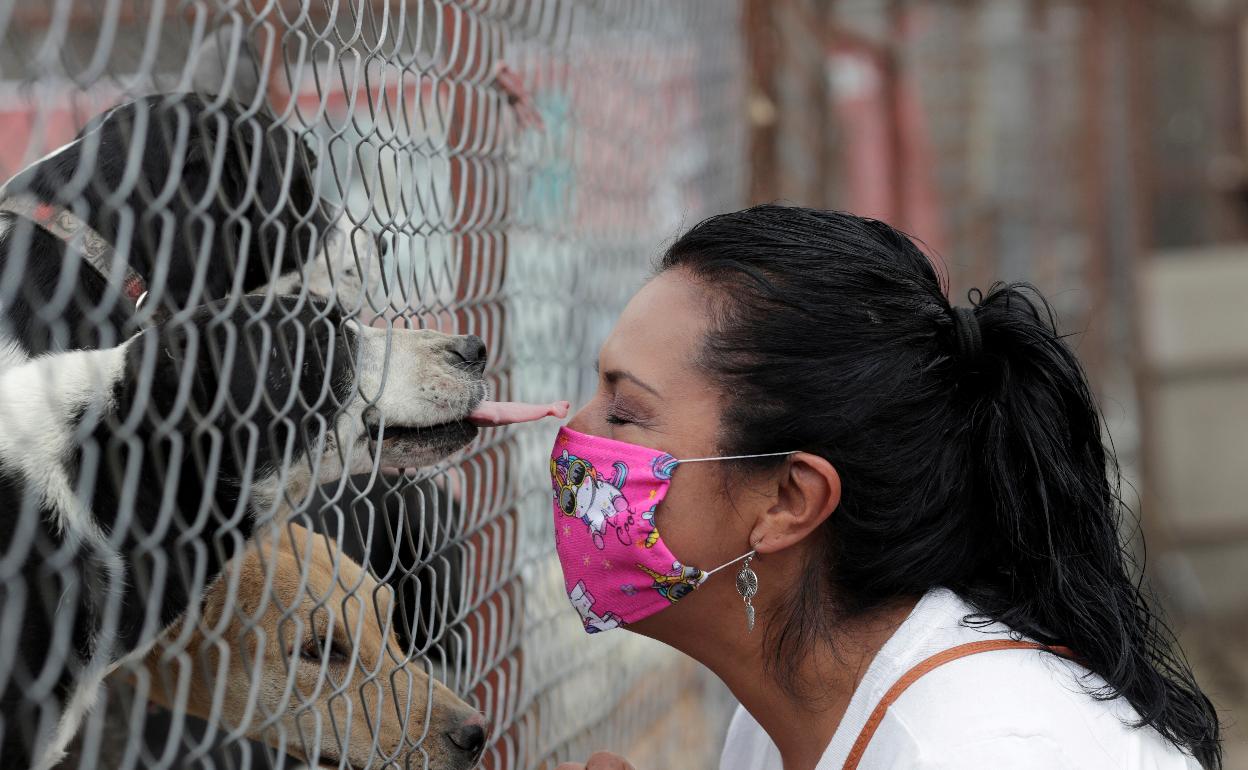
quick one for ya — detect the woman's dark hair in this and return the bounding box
[658,204,1221,768]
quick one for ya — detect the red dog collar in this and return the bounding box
[0,195,154,319]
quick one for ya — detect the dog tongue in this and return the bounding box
[467,400,570,427]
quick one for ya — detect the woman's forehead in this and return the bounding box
[601,271,708,372]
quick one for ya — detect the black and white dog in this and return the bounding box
[0,92,386,371]
[0,296,489,768]
[0,93,472,767]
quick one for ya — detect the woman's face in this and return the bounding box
[566,268,761,638]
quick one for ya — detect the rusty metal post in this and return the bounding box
[1121,0,1172,570]
[745,0,781,205]
[883,0,907,225]
[1081,0,1111,390]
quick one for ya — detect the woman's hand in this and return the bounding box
[555,751,637,770]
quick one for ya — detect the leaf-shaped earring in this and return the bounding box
[735,552,759,633]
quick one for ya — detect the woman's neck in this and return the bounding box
[701,597,918,770]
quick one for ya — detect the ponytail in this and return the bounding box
[658,204,1222,768]
[956,283,1221,769]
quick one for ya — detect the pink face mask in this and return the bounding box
[549,425,796,633]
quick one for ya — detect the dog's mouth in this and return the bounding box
[367,418,479,449]
[364,399,570,455]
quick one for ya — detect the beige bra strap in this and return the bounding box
[842,639,1077,770]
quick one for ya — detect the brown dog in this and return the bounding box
[133,523,486,769]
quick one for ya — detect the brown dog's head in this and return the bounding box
[138,523,486,769]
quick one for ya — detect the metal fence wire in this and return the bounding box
[0,2,745,768]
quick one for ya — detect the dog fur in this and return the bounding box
[135,521,485,769]
[0,297,488,768]
[0,93,386,372]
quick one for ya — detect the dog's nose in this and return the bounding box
[447,713,488,758]
[447,335,487,374]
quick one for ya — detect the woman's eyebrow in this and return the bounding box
[594,359,663,396]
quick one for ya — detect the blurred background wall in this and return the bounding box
[742,0,1248,765]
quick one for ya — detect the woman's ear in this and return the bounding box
[749,452,840,554]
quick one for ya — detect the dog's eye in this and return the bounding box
[300,633,353,665]
[604,413,632,426]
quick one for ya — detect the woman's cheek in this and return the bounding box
[652,472,724,569]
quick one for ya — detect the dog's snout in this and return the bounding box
[447,335,487,374]
[447,713,488,758]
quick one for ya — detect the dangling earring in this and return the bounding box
[735,551,759,633]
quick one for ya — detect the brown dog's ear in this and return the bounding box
[191,24,263,107]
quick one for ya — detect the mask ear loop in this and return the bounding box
[705,549,755,577]
[674,450,798,465]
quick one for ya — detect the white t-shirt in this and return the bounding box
[719,588,1201,770]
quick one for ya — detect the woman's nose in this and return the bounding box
[565,400,596,434]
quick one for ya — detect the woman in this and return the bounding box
[550,206,1220,770]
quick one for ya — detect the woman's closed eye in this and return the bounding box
[603,397,648,427]
[604,411,632,425]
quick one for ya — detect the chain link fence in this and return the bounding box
[0,2,745,768]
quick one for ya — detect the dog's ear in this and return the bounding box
[191,24,263,107]
[187,24,267,194]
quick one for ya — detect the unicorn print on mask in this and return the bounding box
[637,561,706,604]
[551,449,641,549]
[568,580,623,633]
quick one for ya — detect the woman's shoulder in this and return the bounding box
[826,589,1203,769]
[881,646,1183,760]
[862,634,1202,769]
